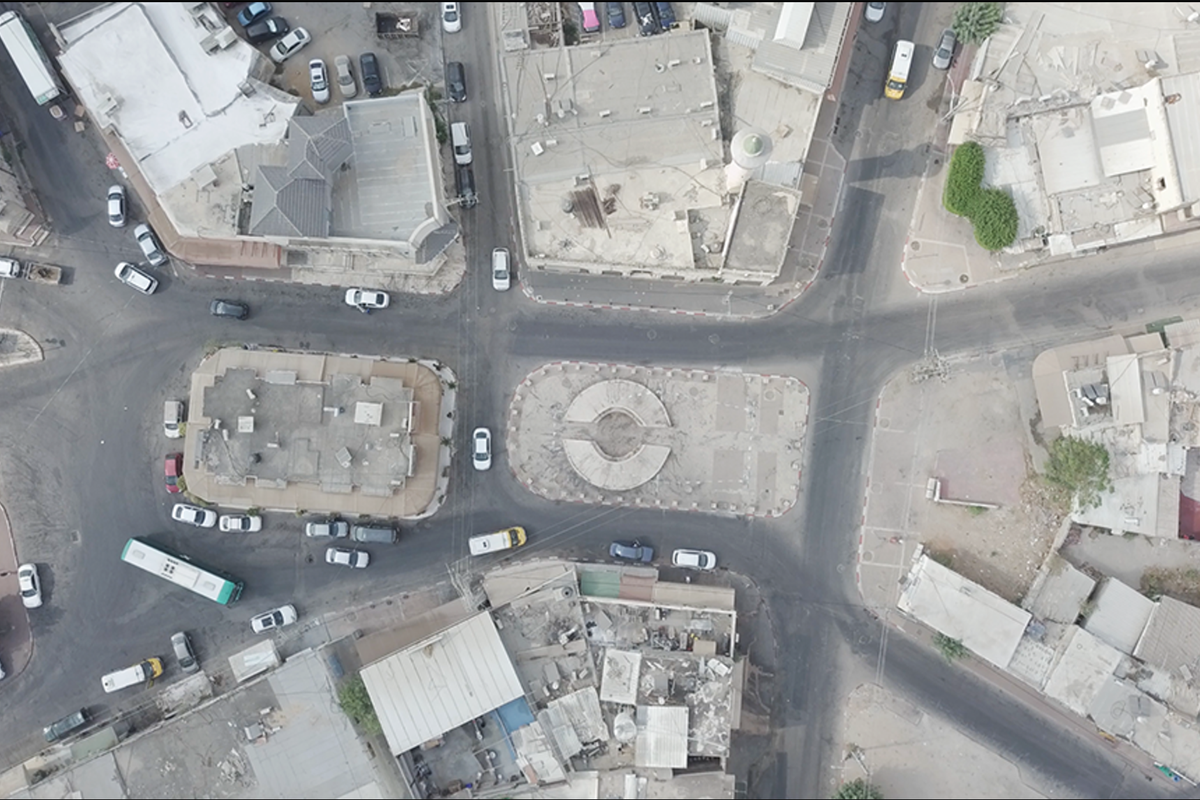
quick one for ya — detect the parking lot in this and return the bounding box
[221,3,449,111]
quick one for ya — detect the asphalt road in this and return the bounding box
[0,3,1189,798]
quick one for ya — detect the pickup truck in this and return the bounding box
[101,657,163,693]
[0,257,62,284]
[468,526,527,556]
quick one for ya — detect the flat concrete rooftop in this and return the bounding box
[185,348,445,518]
[505,31,727,276]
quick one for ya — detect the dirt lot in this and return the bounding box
[861,354,1064,605]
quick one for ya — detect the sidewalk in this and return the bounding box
[0,504,33,682]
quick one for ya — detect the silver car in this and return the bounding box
[305,519,349,538]
[107,185,126,227]
[334,55,357,98]
[171,631,199,673]
[932,28,957,70]
[134,224,167,267]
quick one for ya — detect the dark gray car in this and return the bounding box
[360,52,382,96]
[447,61,466,103]
[245,16,289,44]
[210,299,249,319]
[610,540,654,562]
[44,709,89,742]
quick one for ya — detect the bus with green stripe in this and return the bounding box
[120,537,244,605]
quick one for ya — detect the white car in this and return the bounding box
[219,514,263,532]
[114,262,158,295]
[344,287,390,311]
[269,27,311,63]
[334,54,357,98]
[491,248,511,291]
[17,563,42,609]
[107,185,126,227]
[134,223,167,267]
[172,503,217,528]
[864,1,885,22]
[309,58,330,104]
[671,548,717,570]
[441,2,462,33]
[251,604,297,633]
[472,427,492,471]
[325,547,370,569]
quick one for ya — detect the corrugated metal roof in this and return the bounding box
[635,705,688,768]
[361,612,524,756]
[1107,353,1145,426]
[1134,596,1200,675]
[1162,72,1200,203]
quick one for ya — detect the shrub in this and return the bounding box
[337,676,382,734]
[833,778,884,799]
[953,2,1004,45]
[971,188,1019,250]
[943,141,984,216]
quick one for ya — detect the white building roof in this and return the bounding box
[57,2,296,196]
[600,649,642,705]
[897,554,1031,669]
[1042,627,1124,716]
[1083,578,1154,654]
[635,705,689,768]
[1107,353,1145,426]
[361,612,524,756]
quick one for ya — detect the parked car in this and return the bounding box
[44,709,89,743]
[219,514,262,532]
[245,16,288,44]
[653,1,675,28]
[269,27,311,63]
[236,1,271,27]
[607,1,627,28]
[164,452,183,493]
[450,121,472,165]
[446,60,466,103]
[671,548,716,570]
[351,525,397,544]
[441,2,462,33]
[134,223,167,267]
[114,262,158,295]
[251,604,297,633]
[171,631,199,674]
[334,54,357,98]
[171,503,217,528]
[164,400,184,438]
[610,540,654,562]
[107,185,126,227]
[209,299,248,319]
[472,427,492,471]
[359,52,382,96]
[491,247,511,291]
[864,2,886,23]
[344,287,390,310]
[309,58,330,104]
[455,165,477,208]
[932,28,957,70]
[325,547,370,569]
[579,2,601,32]
[17,563,41,608]
[305,518,349,538]
[633,1,658,35]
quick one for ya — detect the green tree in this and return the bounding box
[952,2,1004,45]
[337,676,382,734]
[833,778,884,799]
[971,187,1019,251]
[933,632,968,662]
[1045,436,1112,509]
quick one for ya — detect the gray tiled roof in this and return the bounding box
[249,116,354,238]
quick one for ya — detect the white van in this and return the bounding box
[451,121,472,165]
[468,526,526,556]
[884,40,914,100]
[101,658,163,693]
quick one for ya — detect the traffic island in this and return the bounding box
[507,362,808,517]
